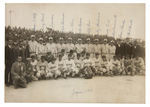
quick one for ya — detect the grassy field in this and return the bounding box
[5,76,145,103]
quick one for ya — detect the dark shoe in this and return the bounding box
[5,83,10,87]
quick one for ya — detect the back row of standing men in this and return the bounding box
[28,35,116,61]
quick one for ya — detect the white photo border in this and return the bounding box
[0,0,149,106]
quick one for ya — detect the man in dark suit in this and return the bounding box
[115,41,121,58]
[5,39,14,86]
[126,41,132,58]
[140,43,145,62]
[115,39,123,58]
[12,41,19,62]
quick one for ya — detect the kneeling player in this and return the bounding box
[82,53,93,79]
[36,56,48,80]
[124,56,135,76]
[30,55,38,80]
[100,56,111,76]
[92,53,102,76]
[57,54,67,78]
[134,56,145,75]
[66,54,78,77]
[74,53,83,77]
[47,57,60,79]
[111,56,121,75]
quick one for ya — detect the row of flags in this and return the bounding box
[9,10,133,38]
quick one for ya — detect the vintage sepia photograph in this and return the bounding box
[5,3,145,103]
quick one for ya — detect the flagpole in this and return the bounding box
[61,13,64,32]
[87,20,91,34]
[71,19,74,33]
[127,19,133,38]
[96,12,100,35]
[106,19,110,37]
[112,15,117,38]
[33,13,37,31]
[9,10,13,26]
[51,14,54,29]
[41,13,45,31]
[78,18,82,33]
[119,19,125,39]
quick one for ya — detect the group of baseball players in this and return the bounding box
[5,26,145,88]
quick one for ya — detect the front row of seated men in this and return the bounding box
[11,52,145,89]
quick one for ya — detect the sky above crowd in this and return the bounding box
[5,3,145,40]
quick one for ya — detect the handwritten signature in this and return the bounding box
[72,88,93,95]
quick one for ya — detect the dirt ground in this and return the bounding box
[5,76,145,103]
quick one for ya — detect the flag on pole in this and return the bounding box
[51,15,54,29]
[127,19,133,37]
[96,12,100,35]
[106,19,110,36]
[71,19,74,32]
[33,13,37,31]
[61,13,64,32]
[41,13,45,31]
[78,18,82,33]
[119,19,125,38]
[87,20,91,34]
[112,15,117,38]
